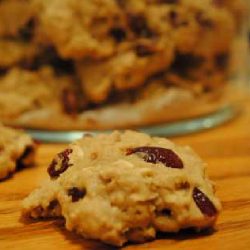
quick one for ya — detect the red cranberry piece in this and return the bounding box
[48,200,59,210]
[193,187,217,217]
[68,187,86,202]
[62,89,79,115]
[127,146,183,169]
[47,148,73,178]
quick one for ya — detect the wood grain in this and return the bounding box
[0,103,250,250]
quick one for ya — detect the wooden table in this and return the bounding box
[1,103,250,250]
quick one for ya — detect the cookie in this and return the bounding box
[76,41,174,103]
[0,66,75,120]
[0,123,36,180]
[39,0,235,105]
[32,0,124,59]
[22,131,221,246]
[0,0,241,130]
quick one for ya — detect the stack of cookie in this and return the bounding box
[0,0,244,130]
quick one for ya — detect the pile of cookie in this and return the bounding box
[0,0,243,129]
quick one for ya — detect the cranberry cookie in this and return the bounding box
[0,66,76,120]
[23,131,221,246]
[0,123,36,180]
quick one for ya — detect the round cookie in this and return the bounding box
[22,131,221,246]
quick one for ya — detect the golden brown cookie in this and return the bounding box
[23,131,221,246]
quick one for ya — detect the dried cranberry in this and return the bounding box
[161,209,172,216]
[47,148,73,178]
[127,146,183,169]
[68,187,86,202]
[193,187,217,217]
[109,27,127,42]
[170,53,204,77]
[48,200,59,210]
[62,89,78,115]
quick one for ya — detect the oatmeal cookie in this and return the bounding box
[0,67,73,119]
[0,0,240,130]
[23,131,221,246]
[76,40,174,103]
[32,0,124,59]
[0,123,35,180]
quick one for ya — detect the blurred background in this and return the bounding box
[0,0,249,141]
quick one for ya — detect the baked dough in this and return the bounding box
[23,131,221,246]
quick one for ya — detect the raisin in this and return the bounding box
[109,27,127,42]
[135,44,155,57]
[48,200,59,210]
[161,209,172,216]
[128,14,154,38]
[170,53,204,77]
[47,148,73,178]
[193,187,217,217]
[25,47,74,74]
[68,187,86,202]
[127,146,183,169]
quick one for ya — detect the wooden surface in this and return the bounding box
[1,103,250,250]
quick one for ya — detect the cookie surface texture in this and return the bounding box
[0,123,35,180]
[22,131,221,246]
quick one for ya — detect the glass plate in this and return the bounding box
[26,105,238,143]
